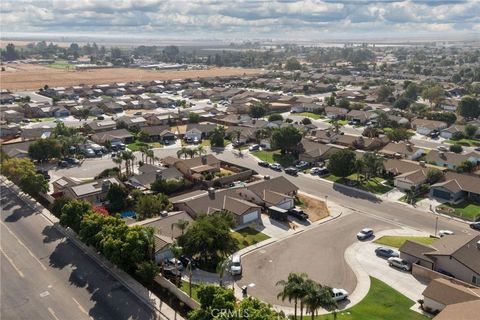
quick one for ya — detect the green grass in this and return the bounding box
[180,281,200,302]
[399,194,427,204]
[444,138,480,147]
[295,112,324,119]
[231,227,270,250]
[324,174,393,194]
[374,236,437,249]
[438,201,480,221]
[251,150,295,167]
[201,139,230,148]
[47,61,76,70]
[31,117,56,122]
[316,277,427,320]
[127,140,162,151]
[328,119,348,125]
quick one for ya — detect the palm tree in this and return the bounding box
[171,219,189,239]
[170,241,182,286]
[331,119,343,134]
[302,280,337,320]
[139,145,149,164]
[186,261,193,297]
[176,147,189,159]
[121,150,135,176]
[277,272,308,320]
[112,154,123,173]
[216,258,230,287]
[187,148,196,159]
[196,145,206,156]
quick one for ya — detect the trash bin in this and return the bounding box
[241,285,248,297]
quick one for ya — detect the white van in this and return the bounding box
[230,255,242,276]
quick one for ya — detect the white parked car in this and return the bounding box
[437,145,449,152]
[388,257,411,271]
[269,163,282,171]
[356,228,374,240]
[439,230,454,237]
[168,258,184,271]
[331,288,348,301]
[230,255,242,276]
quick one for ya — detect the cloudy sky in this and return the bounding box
[1,0,479,40]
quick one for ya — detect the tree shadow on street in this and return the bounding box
[333,183,382,204]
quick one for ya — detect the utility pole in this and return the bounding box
[434,216,439,237]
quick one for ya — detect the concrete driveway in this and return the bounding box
[348,232,429,302]
[236,213,395,307]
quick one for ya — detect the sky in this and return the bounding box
[1,0,479,41]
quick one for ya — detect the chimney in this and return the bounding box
[101,179,112,192]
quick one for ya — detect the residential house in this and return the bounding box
[226,126,257,144]
[412,119,448,136]
[62,177,123,205]
[346,110,378,124]
[164,155,221,180]
[426,150,478,170]
[0,141,33,158]
[133,211,194,263]
[116,116,148,128]
[91,129,134,145]
[400,234,480,286]
[422,278,480,315]
[140,125,176,142]
[129,164,183,190]
[0,124,20,138]
[430,172,480,203]
[433,300,480,320]
[334,135,387,151]
[85,120,117,133]
[325,107,348,119]
[379,141,425,160]
[440,125,466,140]
[297,138,342,163]
[0,109,24,123]
[145,113,179,126]
[184,123,217,141]
[21,126,53,141]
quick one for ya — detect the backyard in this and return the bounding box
[231,227,270,250]
[324,174,393,194]
[251,149,295,167]
[316,277,427,320]
[180,281,200,302]
[374,236,437,248]
[437,201,480,221]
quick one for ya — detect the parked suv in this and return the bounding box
[288,208,309,221]
[284,167,298,175]
[375,247,399,258]
[269,163,282,171]
[388,257,411,271]
[230,255,242,276]
[356,228,374,240]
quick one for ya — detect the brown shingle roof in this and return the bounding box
[433,300,480,320]
[422,278,480,306]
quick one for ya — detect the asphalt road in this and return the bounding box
[0,185,156,320]
[237,213,395,307]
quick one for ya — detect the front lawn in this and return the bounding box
[201,139,230,148]
[374,236,437,249]
[437,201,480,221]
[251,150,295,167]
[294,112,324,120]
[316,277,427,320]
[324,174,393,194]
[328,119,348,125]
[444,138,480,147]
[231,227,270,250]
[180,281,200,302]
[47,61,76,70]
[127,140,162,151]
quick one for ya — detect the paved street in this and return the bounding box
[237,213,395,307]
[0,185,157,320]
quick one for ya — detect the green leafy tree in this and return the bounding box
[20,174,49,197]
[426,169,444,184]
[50,197,72,218]
[135,194,172,220]
[135,261,159,284]
[238,297,286,320]
[0,158,48,197]
[338,98,350,109]
[421,85,444,107]
[188,285,236,320]
[456,160,475,173]
[458,96,480,119]
[377,85,393,102]
[177,212,237,269]
[404,82,419,101]
[361,152,384,181]
[268,114,283,122]
[106,183,129,213]
[327,149,356,178]
[386,128,413,141]
[393,97,410,110]
[301,117,312,125]
[60,200,92,233]
[449,144,463,154]
[465,124,478,138]
[188,112,200,123]
[302,279,336,320]
[271,126,302,154]
[285,57,302,70]
[28,138,62,162]
[249,102,269,119]
[210,126,226,148]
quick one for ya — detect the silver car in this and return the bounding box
[388,257,411,271]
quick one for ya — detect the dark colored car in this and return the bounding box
[178,255,197,269]
[162,267,181,282]
[36,169,51,180]
[284,167,298,176]
[469,222,480,231]
[288,208,309,221]
[375,247,399,258]
[58,160,68,168]
[65,158,80,165]
[258,161,270,167]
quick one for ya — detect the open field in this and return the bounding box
[0,63,264,90]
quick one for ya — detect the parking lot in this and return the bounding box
[236,212,395,307]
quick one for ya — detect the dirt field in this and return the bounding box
[297,194,330,222]
[0,63,264,90]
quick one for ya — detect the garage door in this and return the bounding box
[277,199,293,210]
[433,189,450,200]
[242,210,259,224]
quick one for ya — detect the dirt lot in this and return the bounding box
[0,63,263,90]
[297,194,330,222]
